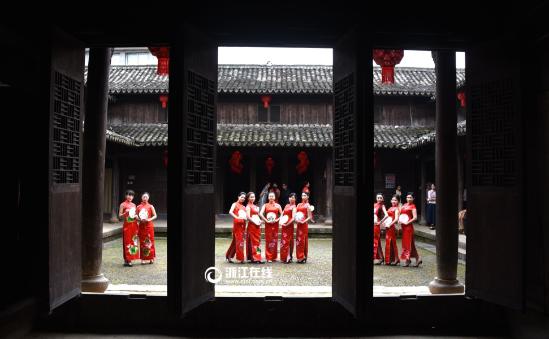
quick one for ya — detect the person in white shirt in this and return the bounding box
[426,184,436,230]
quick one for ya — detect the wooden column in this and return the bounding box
[249,155,256,193]
[325,152,333,221]
[109,157,120,222]
[429,51,464,294]
[457,142,464,211]
[81,48,112,292]
[281,152,289,187]
[419,155,427,224]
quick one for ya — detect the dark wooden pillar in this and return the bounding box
[81,48,112,292]
[109,157,120,222]
[281,152,289,187]
[419,155,427,224]
[429,51,464,294]
[325,152,333,220]
[457,142,464,211]
[249,155,256,193]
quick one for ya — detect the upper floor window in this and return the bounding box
[258,104,281,123]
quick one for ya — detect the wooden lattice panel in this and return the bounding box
[52,71,81,184]
[470,78,517,186]
[186,70,215,185]
[333,74,355,186]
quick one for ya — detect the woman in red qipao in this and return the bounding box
[373,193,388,265]
[260,192,283,263]
[226,192,247,263]
[119,189,139,267]
[280,193,297,263]
[136,192,157,264]
[399,193,422,267]
[384,195,401,265]
[245,192,263,264]
[295,191,312,263]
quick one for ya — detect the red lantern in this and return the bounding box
[372,49,404,84]
[296,151,310,174]
[163,150,168,169]
[261,95,271,108]
[159,95,168,109]
[457,91,466,107]
[265,156,275,175]
[229,151,244,174]
[148,47,170,75]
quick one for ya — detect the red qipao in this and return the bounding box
[373,202,384,260]
[295,202,309,261]
[136,202,156,260]
[279,203,295,263]
[121,201,140,262]
[226,202,246,262]
[245,203,262,262]
[400,203,419,261]
[264,203,281,261]
[384,206,400,264]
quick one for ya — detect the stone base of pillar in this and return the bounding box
[428,277,464,294]
[82,274,109,293]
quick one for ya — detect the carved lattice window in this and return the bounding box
[333,74,355,186]
[52,71,81,184]
[186,70,215,185]
[470,78,517,186]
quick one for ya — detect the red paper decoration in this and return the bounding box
[159,95,168,109]
[265,156,275,175]
[229,151,244,174]
[372,49,404,84]
[148,47,170,75]
[457,91,466,107]
[261,95,272,108]
[296,151,310,174]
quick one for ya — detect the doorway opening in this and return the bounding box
[92,47,169,296]
[214,47,334,297]
[371,49,467,296]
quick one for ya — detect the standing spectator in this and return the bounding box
[280,183,290,207]
[426,183,436,230]
[272,183,281,202]
[302,181,311,202]
[259,182,271,209]
[395,185,403,206]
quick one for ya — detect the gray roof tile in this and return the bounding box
[86,65,465,96]
[107,121,466,149]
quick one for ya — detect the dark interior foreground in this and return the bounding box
[2,2,549,337]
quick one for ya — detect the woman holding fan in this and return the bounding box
[260,192,283,263]
[373,193,387,265]
[226,192,247,263]
[136,192,157,264]
[280,193,297,263]
[295,192,312,263]
[384,195,400,265]
[245,192,263,263]
[399,193,422,267]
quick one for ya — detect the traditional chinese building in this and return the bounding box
[99,62,466,221]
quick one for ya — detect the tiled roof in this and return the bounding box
[218,65,332,94]
[106,121,467,149]
[88,65,465,97]
[405,119,467,149]
[373,125,433,149]
[217,124,333,147]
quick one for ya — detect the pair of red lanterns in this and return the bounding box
[229,151,310,175]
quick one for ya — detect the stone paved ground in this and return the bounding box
[102,237,465,288]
